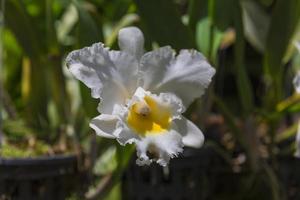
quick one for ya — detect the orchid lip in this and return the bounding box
[127,95,172,136]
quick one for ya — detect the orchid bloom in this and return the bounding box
[66,27,215,166]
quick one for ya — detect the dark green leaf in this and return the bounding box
[134,0,194,50]
[233,1,254,115]
[196,17,223,63]
[263,0,300,105]
[74,0,102,47]
[265,0,300,70]
[5,0,42,59]
[241,0,270,53]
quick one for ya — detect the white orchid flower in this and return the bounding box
[66,27,215,166]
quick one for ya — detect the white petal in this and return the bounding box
[293,71,300,93]
[66,43,114,99]
[89,114,119,139]
[139,46,174,90]
[97,83,126,114]
[99,51,139,114]
[66,43,115,87]
[118,27,144,60]
[109,50,139,96]
[157,92,185,119]
[66,62,102,98]
[135,129,184,166]
[175,117,204,148]
[111,104,139,145]
[116,125,139,146]
[141,48,215,107]
[295,122,300,158]
[66,43,139,114]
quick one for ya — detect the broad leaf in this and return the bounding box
[134,0,194,50]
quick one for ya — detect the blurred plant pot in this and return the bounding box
[122,147,300,200]
[278,156,300,200]
[0,154,80,200]
[122,146,224,200]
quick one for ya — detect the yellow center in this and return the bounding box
[127,96,171,136]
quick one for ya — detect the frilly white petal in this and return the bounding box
[141,48,215,107]
[110,104,139,145]
[293,71,300,93]
[116,125,139,146]
[98,51,139,114]
[139,46,174,89]
[118,27,144,60]
[157,92,185,119]
[89,114,120,139]
[135,129,183,166]
[66,43,140,114]
[66,62,103,98]
[109,50,139,96]
[175,117,204,148]
[66,43,113,98]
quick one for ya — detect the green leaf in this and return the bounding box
[275,123,298,143]
[263,0,300,105]
[79,83,98,118]
[233,1,254,115]
[265,0,300,69]
[188,0,208,32]
[115,143,135,170]
[276,94,300,114]
[5,0,42,59]
[196,17,223,63]
[48,55,70,123]
[93,146,117,175]
[258,0,274,7]
[134,0,194,50]
[284,24,300,63]
[22,59,49,131]
[74,0,103,46]
[105,13,139,47]
[56,3,78,45]
[241,0,270,53]
[188,0,234,32]
[5,1,50,131]
[213,0,234,30]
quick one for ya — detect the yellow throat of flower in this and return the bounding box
[127,96,171,135]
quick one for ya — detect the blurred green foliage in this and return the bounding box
[1,0,300,199]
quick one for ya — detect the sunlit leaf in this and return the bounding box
[93,146,117,175]
[56,3,78,45]
[284,24,300,63]
[196,17,224,63]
